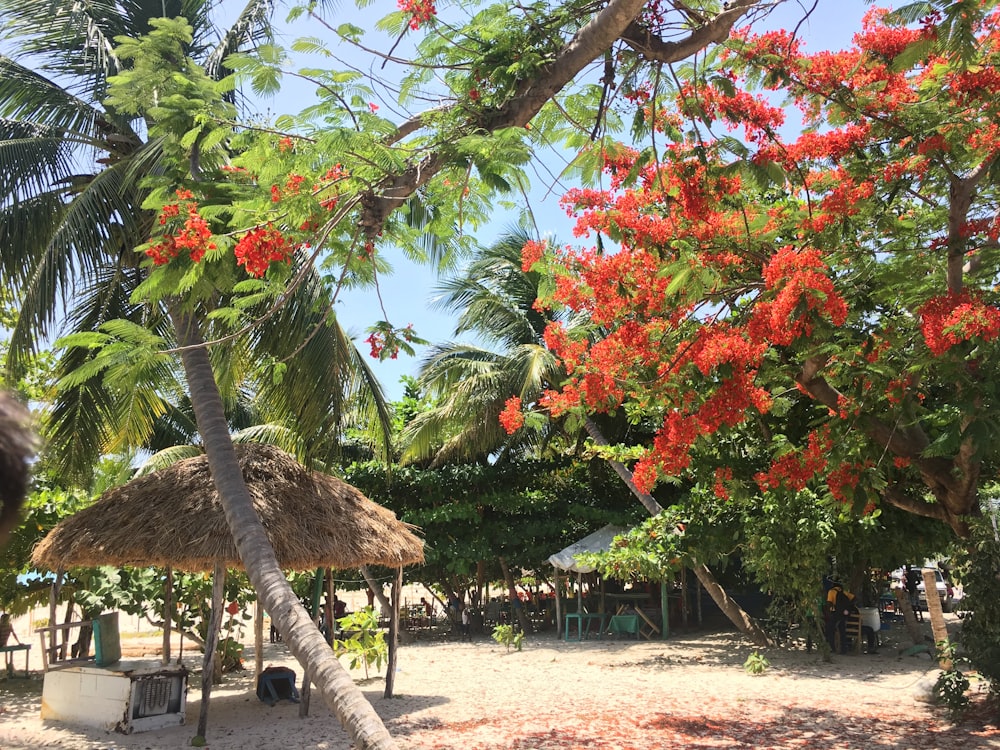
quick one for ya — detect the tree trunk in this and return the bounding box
[499,556,533,634]
[196,563,225,741]
[360,565,392,617]
[583,417,771,647]
[384,567,402,698]
[172,309,397,749]
[162,566,172,665]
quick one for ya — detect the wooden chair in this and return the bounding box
[843,612,863,654]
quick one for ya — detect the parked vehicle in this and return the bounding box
[890,565,956,613]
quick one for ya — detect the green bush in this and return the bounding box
[491,623,524,652]
[743,650,769,675]
[956,514,1000,694]
[334,607,387,679]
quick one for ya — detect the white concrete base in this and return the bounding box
[41,660,187,734]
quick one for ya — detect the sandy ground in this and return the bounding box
[2,617,999,750]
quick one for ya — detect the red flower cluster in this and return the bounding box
[499,396,525,434]
[919,290,1000,356]
[398,0,435,29]
[233,225,292,278]
[521,239,547,272]
[749,246,848,346]
[146,188,216,265]
[754,428,832,494]
[826,461,871,505]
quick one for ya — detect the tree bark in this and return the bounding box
[196,563,225,741]
[384,566,402,699]
[171,309,398,749]
[499,556,533,634]
[162,566,172,665]
[360,565,392,616]
[582,418,772,647]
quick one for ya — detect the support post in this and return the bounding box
[384,567,402,698]
[195,563,225,742]
[660,580,669,639]
[162,566,173,665]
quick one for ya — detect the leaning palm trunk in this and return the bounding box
[583,418,771,647]
[0,391,36,545]
[171,309,397,749]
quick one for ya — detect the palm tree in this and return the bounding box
[0,2,398,746]
[401,227,576,465]
[402,228,772,646]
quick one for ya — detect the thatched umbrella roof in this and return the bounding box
[32,443,423,572]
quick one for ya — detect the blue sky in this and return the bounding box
[260,1,878,401]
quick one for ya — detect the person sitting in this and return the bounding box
[1,612,20,647]
[333,595,347,620]
[824,582,858,655]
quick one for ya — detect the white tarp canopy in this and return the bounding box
[547,524,629,573]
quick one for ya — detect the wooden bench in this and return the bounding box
[36,612,120,671]
[2,643,31,677]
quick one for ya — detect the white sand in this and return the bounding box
[2,621,997,750]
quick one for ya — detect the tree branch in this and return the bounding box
[359,0,764,236]
[620,0,763,62]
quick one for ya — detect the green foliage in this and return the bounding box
[956,509,1000,693]
[491,623,524,652]
[933,640,971,719]
[346,456,642,590]
[334,607,387,679]
[743,650,769,675]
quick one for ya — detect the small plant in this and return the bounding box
[743,650,769,675]
[933,640,970,719]
[491,623,524,652]
[334,607,387,679]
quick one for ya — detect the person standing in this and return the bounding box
[904,565,924,622]
[460,603,471,641]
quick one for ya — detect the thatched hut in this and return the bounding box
[31,443,423,726]
[32,443,423,572]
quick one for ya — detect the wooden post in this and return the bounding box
[923,569,951,669]
[47,571,63,665]
[894,585,923,646]
[162,566,173,665]
[384,566,402,698]
[553,569,562,637]
[680,567,689,629]
[254,603,264,680]
[660,580,669,639]
[300,567,325,718]
[195,564,225,742]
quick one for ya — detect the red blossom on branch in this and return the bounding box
[499,397,525,434]
[233,225,292,278]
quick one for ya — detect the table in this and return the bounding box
[607,594,661,639]
[563,612,607,641]
[2,643,30,677]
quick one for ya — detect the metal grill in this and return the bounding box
[134,676,172,717]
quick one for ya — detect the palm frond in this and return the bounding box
[203,0,275,82]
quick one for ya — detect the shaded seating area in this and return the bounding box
[548,524,671,642]
[30,444,425,736]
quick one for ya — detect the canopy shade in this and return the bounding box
[32,443,424,573]
[547,524,628,573]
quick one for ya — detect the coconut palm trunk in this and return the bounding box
[583,418,771,647]
[171,309,397,749]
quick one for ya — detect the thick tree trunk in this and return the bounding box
[360,565,392,616]
[583,418,771,647]
[499,556,533,634]
[172,309,397,750]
